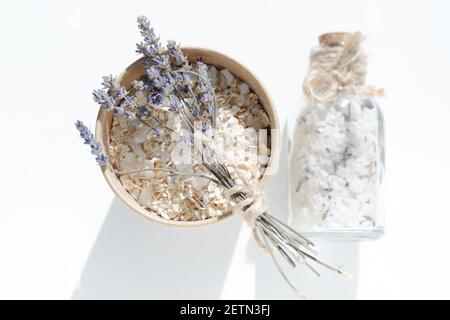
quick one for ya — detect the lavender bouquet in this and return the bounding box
[76,16,347,297]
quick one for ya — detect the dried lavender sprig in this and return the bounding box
[165,40,204,117]
[85,17,348,296]
[193,61,217,128]
[93,17,214,136]
[136,16,162,57]
[136,17,214,125]
[93,84,134,116]
[172,69,218,132]
[75,120,108,165]
[93,75,173,140]
[258,213,349,276]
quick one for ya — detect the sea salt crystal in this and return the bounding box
[132,124,150,144]
[202,192,210,205]
[139,187,152,207]
[121,178,135,191]
[238,82,250,95]
[130,188,141,200]
[230,105,240,115]
[191,177,208,191]
[220,69,235,87]
[207,66,219,86]
[235,94,246,107]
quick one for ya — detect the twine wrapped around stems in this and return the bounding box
[225,167,267,230]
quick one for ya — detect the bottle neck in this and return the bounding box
[303,32,368,103]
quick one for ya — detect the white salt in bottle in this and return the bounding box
[289,32,385,240]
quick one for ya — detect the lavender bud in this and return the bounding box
[75,120,108,166]
[169,97,180,111]
[101,75,116,90]
[93,89,114,109]
[138,106,148,117]
[96,154,109,166]
[152,93,163,105]
[152,55,169,68]
[146,67,160,80]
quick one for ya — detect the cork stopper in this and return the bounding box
[319,32,353,47]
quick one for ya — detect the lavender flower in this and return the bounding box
[96,154,108,165]
[166,40,176,50]
[181,73,192,86]
[153,127,162,137]
[194,62,213,107]
[115,89,137,115]
[138,106,149,117]
[167,40,189,69]
[137,16,157,42]
[147,67,160,80]
[150,76,166,89]
[171,72,183,85]
[199,92,210,104]
[93,82,137,117]
[136,16,166,63]
[101,75,117,90]
[152,93,164,105]
[162,82,174,94]
[148,42,164,55]
[196,61,209,79]
[152,55,170,68]
[169,97,181,111]
[92,89,115,109]
[197,81,209,93]
[135,42,147,56]
[75,120,108,165]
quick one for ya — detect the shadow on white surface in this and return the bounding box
[72,124,359,299]
[248,124,360,299]
[72,198,241,299]
[249,239,360,299]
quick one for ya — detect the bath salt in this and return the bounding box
[290,96,381,229]
[289,32,385,236]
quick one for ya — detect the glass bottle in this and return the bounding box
[289,32,385,240]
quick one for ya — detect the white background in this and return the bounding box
[1,0,449,299]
